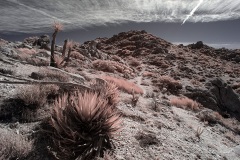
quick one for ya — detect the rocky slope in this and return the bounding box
[0,30,240,160]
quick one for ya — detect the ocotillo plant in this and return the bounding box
[62,39,68,58]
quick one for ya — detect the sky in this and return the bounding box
[0,0,240,48]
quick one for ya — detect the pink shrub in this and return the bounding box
[18,48,36,55]
[128,56,141,66]
[170,97,200,111]
[102,76,143,94]
[152,75,182,93]
[92,60,132,74]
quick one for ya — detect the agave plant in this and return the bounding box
[50,91,121,160]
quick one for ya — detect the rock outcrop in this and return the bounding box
[190,41,204,49]
[185,78,240,120]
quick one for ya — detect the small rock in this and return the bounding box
[23,44,33,49]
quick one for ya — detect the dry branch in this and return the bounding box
[0,73,32,82]
[47,66,85,82]
[0,72,89,90]
[0,80,91,91]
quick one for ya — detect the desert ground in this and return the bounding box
[0,30,240,160]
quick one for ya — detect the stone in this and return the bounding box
[207,78,240,114]
[191,41,204,49]
[184,78,240,120]
[30,72,45,80]
[35,34,50,46]
[23,44,33,49]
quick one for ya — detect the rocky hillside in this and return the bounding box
[0,30,240,160]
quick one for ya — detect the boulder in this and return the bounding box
[207,78,240,113]
[35,34,50,46]
[185,78,240,120]
[191,41,204,49]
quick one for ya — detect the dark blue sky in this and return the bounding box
[1,19,240,49]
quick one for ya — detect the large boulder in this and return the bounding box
[215,48,240,63]
[185,78,240,120]
[190,41,204,49]
[38,35,50,45]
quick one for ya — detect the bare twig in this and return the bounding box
[196,127,204,139]
[131,88,139,107]
[0,80,91,91]
[0,71,89,90]
[0,73,32,82]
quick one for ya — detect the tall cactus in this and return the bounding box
[50,22,63,67]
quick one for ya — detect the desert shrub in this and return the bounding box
[111,55,121,61]
[17,48,36,55]
[16,52,49,66]
[195,127,204,139]
[92,60,132,74]
[197,110,223,125]
[170,97,200,111]
[0,84,59,122]
[127,56,141,66]
[148,57,169,68]
[70,51,85,60]
[14,84,58,122]
[0,68,14,75]
[142,71,155,77]
[152,76,182,93]
[17,48,49,66]
[42,84,60,100]
[53,54,65,68]
[16,85,48,109]
[130,88,140,107]
[102,76,143,94]
[15,52,29,61]
[0,128,33,159]
[49,91,121,160]
[90,79,119,106]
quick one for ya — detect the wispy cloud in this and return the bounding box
[1,0,240,33]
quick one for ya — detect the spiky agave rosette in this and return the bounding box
[50,91,121,160]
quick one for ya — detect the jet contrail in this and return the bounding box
[182,0,204,25]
